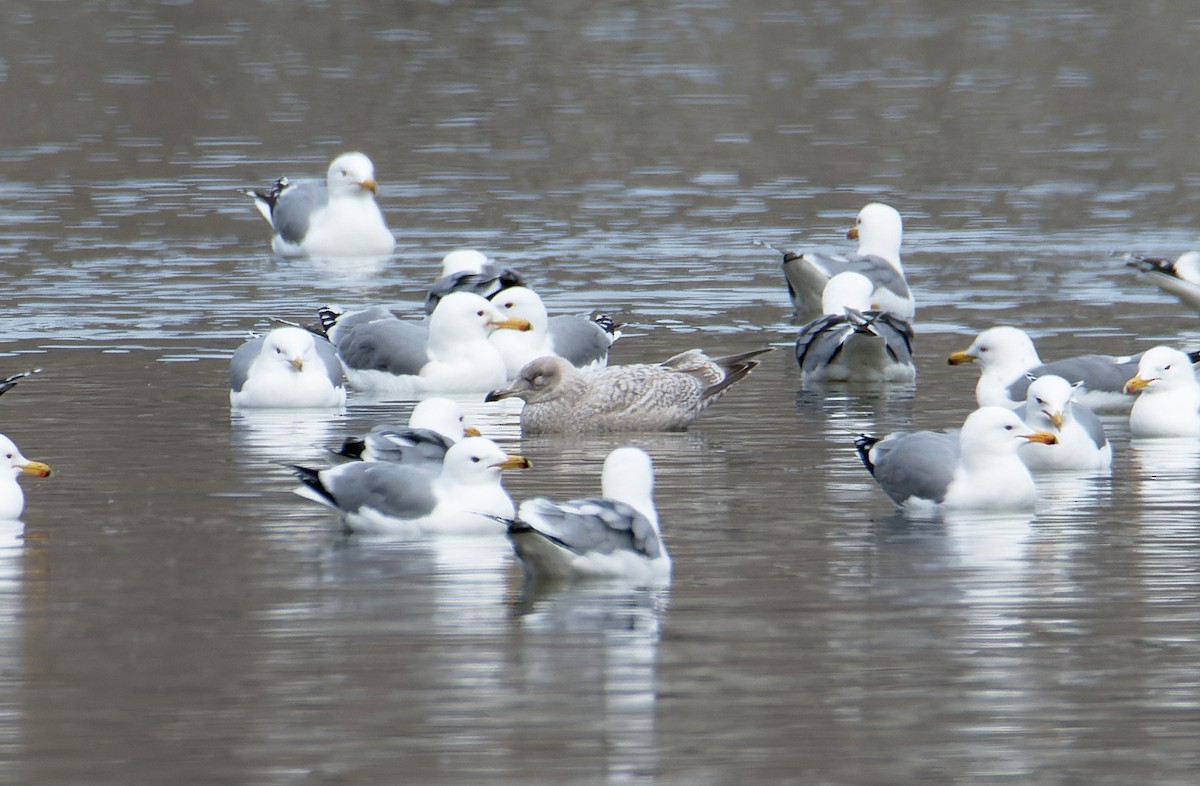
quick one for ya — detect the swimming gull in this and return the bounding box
[230,327,346,409]
[322,291,532,398]
[292,436,531,536]
[1124,345,1200,438]
[1014,374,1112,472]
[0,434,52,521]
[488,286,620,377]
[485,347,773,433]
[245,152,395,258]
[854,406,1057,513]
[1126,252,1200,312]
[0,369,40,398]
[948,326,1142,411]
[330,397,482,468]
[794,271,915,384]
[768,202,913,322]
[505,447,670,584]
[424,249,526,315]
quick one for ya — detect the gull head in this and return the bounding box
[1125,345,1196,394]
[846,202,903,264]
[948,326,1040,370]
[327,152,378,196]
[263,327,321,374]
[0,434,51,479]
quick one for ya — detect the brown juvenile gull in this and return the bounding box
[485,347,773,433]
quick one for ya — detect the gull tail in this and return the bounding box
[853,434,881,475]
[706,347,775,398]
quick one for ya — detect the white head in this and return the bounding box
[1174,251,1200,284]
[849,202,903,265]
[601,447,657,528]
[959,406,1056,463]
[1023,374,1077,430]
[326,152,378,197]
[427,292,532,348]
[949,326,1041,371]
[0,434,51,482]
[408,397,478,440]
[262,327,322,373]
[821,271,875,315]
[439,436,529,485]
[439,249,490,278]
[1125,346,1198,395]
[488,286,550,335]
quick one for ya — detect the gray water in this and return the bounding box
[2,1,1200,783]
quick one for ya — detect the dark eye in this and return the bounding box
[1035,398,1045,405]
[476,310,485,317]
[979,346,988,352]
[1164,364,1173,370]
[470,456,480,463]
[504,302,514,309]
[1004,425,1013,431]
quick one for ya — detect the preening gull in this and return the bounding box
[424,249,526,315]
[0,434,52,521]
[323,291,532,398]
[854,406,1057,513]
[794,271,915,384]
[292,436,531,536]
[948,326,1141,411]
[0,370,39,398]
[1126,252,1200,312]
[230,327,346,409]
[771,202,913,322]
[245,152,395,258]
[506,447,670,584]
[1014,375,1112,472]
[488,286,620,377]
[1124,345,1200,438]
[330,397,482,468]
[485,347,772,434]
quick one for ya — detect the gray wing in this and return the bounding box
[424,263,526,315]
[334,317,430,375]
[861,310,915,365]
[795,315,855,373]
[357,425,453,465]
[269,181,328,244]
[322,462,438,519]
[515,497,662,559]
[869,430,959,505]
[312,334,345,388]
[781,250,910,317]
[548,315,616,367]
[1008,355,1139,401]
[229,336,264,393]
[1071,402,1108,450]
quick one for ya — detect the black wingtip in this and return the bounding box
[853,434,881,475]
[331,437,367,461]
[289,464,337,506]
[317,307,342,335]
[0,368,41,398]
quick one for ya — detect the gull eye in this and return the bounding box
[1164,364,1173,371]
[1004,424,1014,431]
[470,456,481,463]
[1035,397,1045,405]
[5,453,11,460]
[476,310,485,317]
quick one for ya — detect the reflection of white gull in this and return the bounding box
[854,407,1056,514]
[229,327,345,410]
[424,249,526,315]
[1126,252,1200,312]
[329,397,481,469]
[485,348,771,433]
[0,435,52,521]
[292,436,530,536]
[773,202,913,321]
[507,447,670,584]
[948,326,1139,411]
[244,152,395,258]
[488,286,620,377]
[794,271,915,384]
[1014,375,1112,472]
[324,292,532,398]
[1124,346,1200,438]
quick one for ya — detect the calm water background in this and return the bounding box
[2,1,1200,783]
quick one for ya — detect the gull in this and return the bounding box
[229,327,346,409]
[0,434,52,521]
[488,286,621,377]
[505,447,670,584]
[1124,346,1200,438]
[0,370,40,398]
[330,397,482,468]
[854,406,1057,513]
[424,249,526,315]
[322,291,532,397]
[485,347,772,433]
[292,436,531,536]
[948,326,1141,411]
[768,202,913,322]
[245,152,395,258]
[1126,252,1200,312]
[1014,375,1112,472]
[794,271,915,384]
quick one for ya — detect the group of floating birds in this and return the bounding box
[7,151,1200,583]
